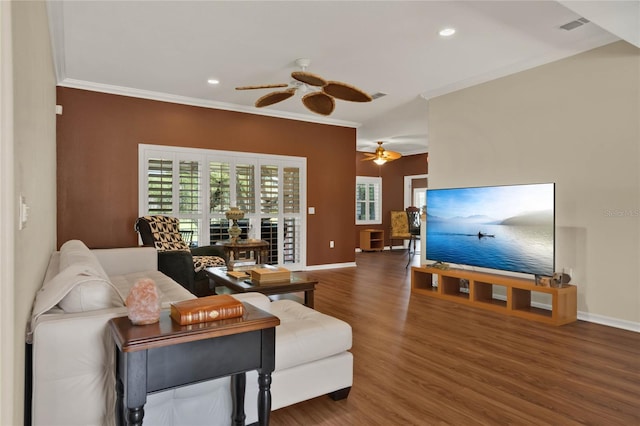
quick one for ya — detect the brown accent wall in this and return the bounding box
[56,87,356,266]
[355,153,428,247]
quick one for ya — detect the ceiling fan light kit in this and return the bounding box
[236,58,372,116]
[362,141,402,165]
[373,157,387,166]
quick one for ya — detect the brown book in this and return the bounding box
[170,294,244,325]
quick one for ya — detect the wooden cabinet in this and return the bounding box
[411,266,577,325]
[360,229,384,252]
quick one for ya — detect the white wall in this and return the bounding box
[7,1,57,423]
[428,41,639,329]
[0,1,15,423]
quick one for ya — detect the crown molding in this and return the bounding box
[57,78,362,128]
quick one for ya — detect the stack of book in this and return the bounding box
[228,259,257,271]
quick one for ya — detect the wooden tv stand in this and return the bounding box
[411,266,577,325]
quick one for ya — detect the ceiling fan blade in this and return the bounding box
[236,84,289,90]
[291,71,327,87]
[363,141,402,163]
[302,92,335,116]
[323,81,372,102]
[381,150,402,160]
[255,89,296,108]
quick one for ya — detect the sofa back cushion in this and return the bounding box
[31,241,125,320]
[59,239,110,280]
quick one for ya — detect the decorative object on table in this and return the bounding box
[226,270,250,279]
[250,266,292,284]
[552,271,572,288]
[125,278,161,325]
[170,294,245,325]
[225,207,245,242]
[535,275,552,287]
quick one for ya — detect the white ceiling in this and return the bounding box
[47,1,638,155]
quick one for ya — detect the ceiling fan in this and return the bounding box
[235,58,372,116]
[362,141,402,165]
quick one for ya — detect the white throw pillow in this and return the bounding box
[40,240,124,314]
[59,240,109,280]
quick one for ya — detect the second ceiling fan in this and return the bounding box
[236,58,372,116]
[362,141,402,165]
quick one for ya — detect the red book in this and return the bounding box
[170,294,244,325]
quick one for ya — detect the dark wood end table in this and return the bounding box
[109,303,280,426]
[215,239,270,264]
[205,266,318,309]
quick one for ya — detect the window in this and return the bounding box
[356,176,382,225]
[139,145,306,269]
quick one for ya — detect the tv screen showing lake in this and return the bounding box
[426,184,555,276]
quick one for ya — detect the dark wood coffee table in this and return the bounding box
[205,266,318,309]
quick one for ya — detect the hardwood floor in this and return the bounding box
[269,250,640,425]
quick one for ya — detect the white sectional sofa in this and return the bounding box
[27,240,353,425]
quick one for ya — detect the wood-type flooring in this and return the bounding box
[268,250,640,426]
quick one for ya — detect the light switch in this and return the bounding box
[308,207,315,214]
[19,195,29,230]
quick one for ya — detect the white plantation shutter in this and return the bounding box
[209,161,231,214]
[236,164,255,214]
[283,216,301,264]
[179,160,200,214]
[261,165,279,215]
[140,145,306,269]
[147,158,173,214]
[356,176,382,224]
[283,167,300,214]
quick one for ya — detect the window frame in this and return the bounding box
[356,176,382,225]
[139,144,306,269]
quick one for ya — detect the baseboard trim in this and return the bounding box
[576,312,640,332]
[492,295,640,332]
[305,262,357,271]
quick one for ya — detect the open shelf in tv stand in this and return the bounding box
[411,266,577,326]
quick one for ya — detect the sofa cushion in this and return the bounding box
[270,300,352,371]
[29,241,125,321]
[55,240,123,313]
[59,240,110,280]
[110,270,195,308]
[30,263,124,323]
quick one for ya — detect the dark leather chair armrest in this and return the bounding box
[157,250,195,293]
[190,245,228,263]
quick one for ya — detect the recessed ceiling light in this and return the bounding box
[439,28,456,37]
[207,79,220,85]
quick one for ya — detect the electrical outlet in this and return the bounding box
[329,240,334,248]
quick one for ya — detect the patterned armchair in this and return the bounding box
[135,215,227,296]
[390,208,421,267]
[389,211,412,249]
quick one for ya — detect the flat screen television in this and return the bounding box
[425,183,555,277]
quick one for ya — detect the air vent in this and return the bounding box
[560,17,590,31]
[371,92,387,100]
